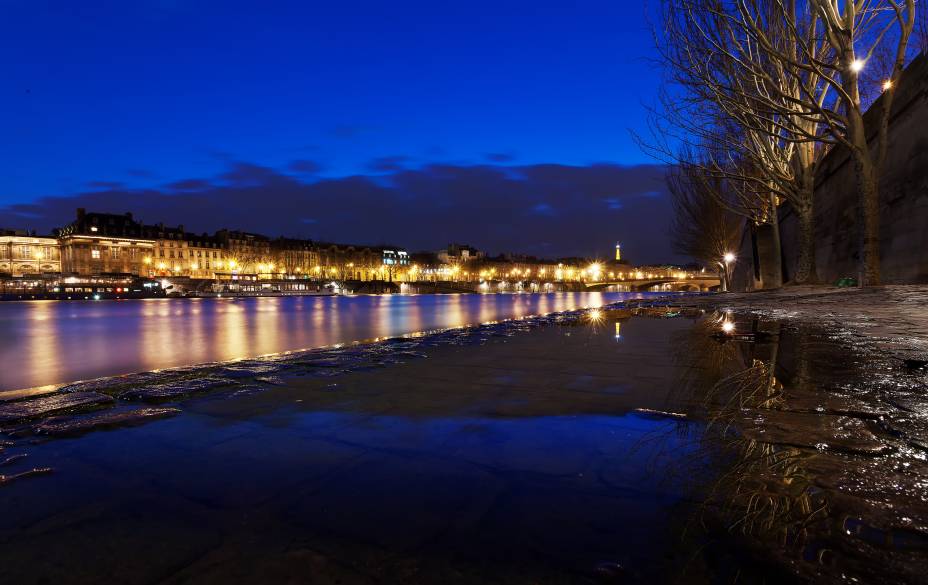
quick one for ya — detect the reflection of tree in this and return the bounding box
[636,312,926,583]
[703,359,826,547]
[669,315,830,572]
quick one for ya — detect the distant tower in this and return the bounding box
[615,242,622,261]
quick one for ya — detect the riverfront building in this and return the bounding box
[4,208,697,291]
[55,210,156,276]
[437,243,484,265]
[4,208,412,283]
[151,227,225,279]
[0,230,61,276]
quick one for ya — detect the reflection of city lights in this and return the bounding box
[614,322,622,340]
[588,308,603,322]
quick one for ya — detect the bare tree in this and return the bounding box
[784,0,916,284]
[668,160,744,292]
[644,1,814,287]
[656,0,842,284]
[918,0,928,53]
[653,0,920,285]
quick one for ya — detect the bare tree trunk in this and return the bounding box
[794,200,817,284]
[846,89,882,286]
[858,165,881,286]
[767,194,783,289]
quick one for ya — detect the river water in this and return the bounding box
[0,292,636,392]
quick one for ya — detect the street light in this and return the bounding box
[849,59,864,73]
[720,252,735,292]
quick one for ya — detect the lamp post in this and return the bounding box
[720,252,735,292]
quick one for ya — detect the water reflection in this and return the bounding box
[670,313,928,584]
[0,292,633,391]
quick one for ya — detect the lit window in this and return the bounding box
[91,248,101,259]
[111,247,119,259]
[90,226,98,232]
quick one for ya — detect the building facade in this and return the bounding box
[0,230,61,276]
[150,224,225,279]
[271,238,320,277]
[56,210,156,276]
[5,207,633,286]
[214,229,272,276]
[437,243,484,264]
[312,243,409,281]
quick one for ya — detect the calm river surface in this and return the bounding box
[0,292,637,391]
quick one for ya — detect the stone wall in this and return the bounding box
[738,52,928,288]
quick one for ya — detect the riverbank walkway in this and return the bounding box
[667,285,928,361]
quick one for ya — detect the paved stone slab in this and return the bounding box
[120,378,235,403]
[34,407,181,436]
[0,392,115,424]
[739,411,894,456]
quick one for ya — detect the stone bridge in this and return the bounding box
[584,276,720,292]
[396,276,720,294]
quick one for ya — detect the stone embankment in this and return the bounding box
[663,285,928,362]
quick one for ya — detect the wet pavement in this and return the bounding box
[1,300,927,583]
[669,285,928,362]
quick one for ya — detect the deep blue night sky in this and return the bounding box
[1,1,679,263]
